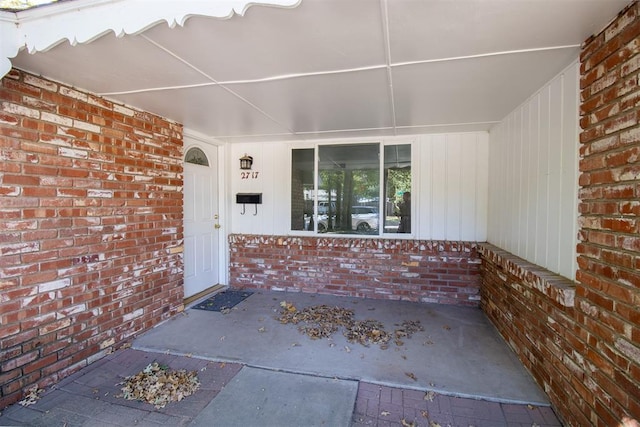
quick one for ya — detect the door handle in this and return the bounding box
[214,224,221,229]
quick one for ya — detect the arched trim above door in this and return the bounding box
[185,147,209,166]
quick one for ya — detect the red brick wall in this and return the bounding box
[479,245,584,424]
[578,2,640,424]
[0,69,184,409]
[229,234,481,305]
[482,3,640,425]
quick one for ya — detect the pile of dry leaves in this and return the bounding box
[18,385,44,407]
[118,362,200,409]
[279,302,354,339]
[278,301,423,347]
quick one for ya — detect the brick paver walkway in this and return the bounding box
[0,349,563,426]
[352,382,562,427]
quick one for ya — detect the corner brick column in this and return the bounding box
[577,3,640,425]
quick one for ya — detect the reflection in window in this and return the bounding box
[291,143,411,236]
[291,149,314,231]
[384,144,411,233]
[318,143,380,235]
[185,147,209,166]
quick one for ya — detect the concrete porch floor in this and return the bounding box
[0,290,563,426]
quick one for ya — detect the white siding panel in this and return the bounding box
[526,95,539,262]
[536,86,551,266]
[416,141,431,238]
[475,133,489,241]
[487,60,579,280]
[430,135,447,240]
[547,76,563,273]
[418,132,488,241]
[460,134,477,241]
[559,68,580,279]
[446,134,463,240]
[510,112,520,253]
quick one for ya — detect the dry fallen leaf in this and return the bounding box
[401,419,416,427]
[18,385,44,407]
[424,391,436,401]
[405,372,417,381]
[430,422,442,427]
[258,327,266,333]
[421,410,429,418]
[381,411,390,416]
[442,325,451,331]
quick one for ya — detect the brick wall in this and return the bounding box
[229,234,481,305]
[481,3,640,425]
[578,2,640,423]
[479,245,585,424]
[0,69,184,409]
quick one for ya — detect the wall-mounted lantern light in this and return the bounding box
[240,154,253,170]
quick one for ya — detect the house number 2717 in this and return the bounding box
[241,171,259,179]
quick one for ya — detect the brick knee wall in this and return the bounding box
[479,245,578,425]
[229,234,481,306]
[0,69,184,409]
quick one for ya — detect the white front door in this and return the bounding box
[183,144,220,298]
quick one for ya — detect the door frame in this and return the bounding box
[183,128,228,288]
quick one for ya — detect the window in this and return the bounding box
[291,143,411,235]
[185,147,209,166]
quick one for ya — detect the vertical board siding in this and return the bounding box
[559,69,579,277]
[547,77,563,273]
[488,60,579,279]
[418,132,488,242]
[428,135,448,240]
[232,132,489,242]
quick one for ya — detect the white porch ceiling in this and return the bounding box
[5,0,631,143]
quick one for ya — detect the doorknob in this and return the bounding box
[214,223,221,229]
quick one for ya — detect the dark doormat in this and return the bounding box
[192,290,254,312]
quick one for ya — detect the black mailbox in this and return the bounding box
[236,193,262,204]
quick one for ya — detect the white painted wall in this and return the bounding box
[415,132,488,241]
[227,141,290,236]
[487,60,579,280]
[228,132,489,242]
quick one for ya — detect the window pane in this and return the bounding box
[318,144,380,235]
[291,148,314,231]
[384,144,411,233]
[185,147,209,166]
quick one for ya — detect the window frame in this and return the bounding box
[289,138,414,238]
